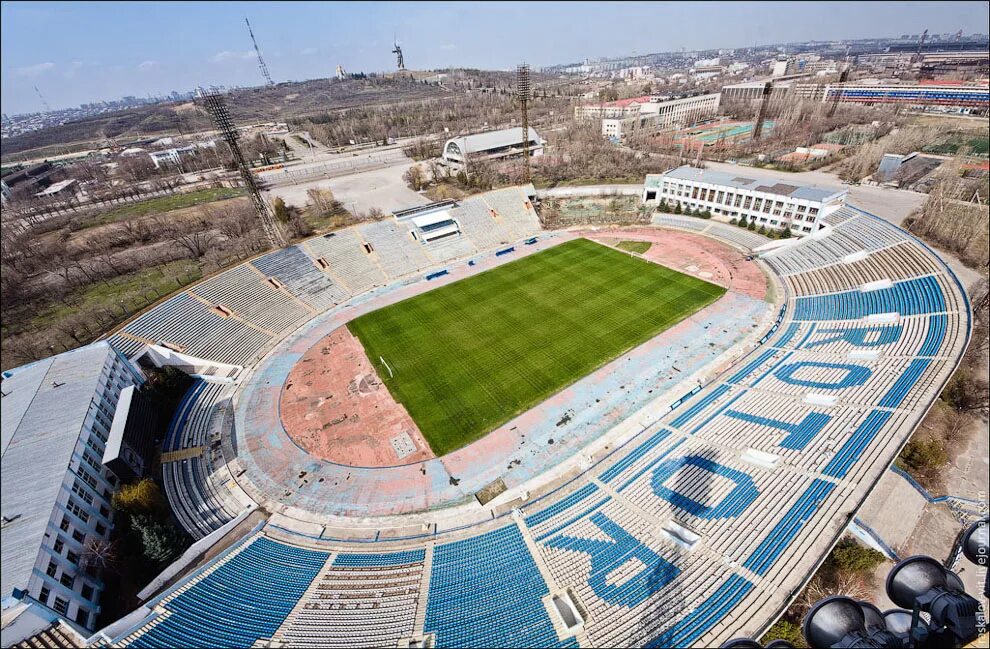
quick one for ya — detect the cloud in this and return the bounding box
[210,50,255,63]
[439,44,456,50]
[299,47,318,56]
[16,62,55,77]
[63,61,84,78]
[138,60,159,70]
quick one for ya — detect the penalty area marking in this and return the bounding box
[380,356,394,379]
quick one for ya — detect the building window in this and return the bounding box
[38,586,51,605]
[67,499,89,524]
[72,530,86,544]
[53,537,65,554]
[743,196,753,209]
[46,561,58,577]
[76,608,91,627]
[60,517,70,532]
[95,522,107,536]
[734,195,743,207]
[753,198,763,211]
[67,551,80,566]
[82,451,102,473]
[809,207,819,215]
[100,505,111,519]
[81,584,95,602]
[72,481,95,506]
[77,468,99,491]
[716,191,725,203]
[52,597,69,616]
[60,573,74,589]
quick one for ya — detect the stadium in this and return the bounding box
[2,182,973,648]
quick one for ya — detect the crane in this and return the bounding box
[34,86,51,113]
[913,29,928,64]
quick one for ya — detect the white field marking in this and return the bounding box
[380,355,394,378]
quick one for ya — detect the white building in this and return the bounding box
[442,127,543,170]
[33,179,79,200]
[574,95,654,120]
[601,93,721,139]
[642,165,847,235]
[1,342,144,632]
[149,141,217,168]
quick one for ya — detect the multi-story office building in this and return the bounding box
[1,342,144,632]
[601,93,721,139]
[574,95,655,120]
[643,165,847,235]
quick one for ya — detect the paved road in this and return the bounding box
[262,162,426,215]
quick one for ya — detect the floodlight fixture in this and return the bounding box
[961,518,988,567]
[961,517,989,598]
[765,640,797,649]
[802,596,901,648]
[856,601,885,630]
[885,556,981,647]
[720,639,764,649]
[881,608,930,646]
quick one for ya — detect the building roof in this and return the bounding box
[1,342,117,600]
[654,165,846,202]
[445,127,541,156]
[33,178,77,197]
[809,143,845,152]
[603,95,652,108]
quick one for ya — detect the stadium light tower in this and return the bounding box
[246,17,274,86]
[200,88,285,248]
[516,63,532,184]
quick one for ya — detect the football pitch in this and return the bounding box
[347,238,726,456]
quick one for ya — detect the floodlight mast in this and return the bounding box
[201,88,284,248]
[516,63,532,184]
[246,17,274,86]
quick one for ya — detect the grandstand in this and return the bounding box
[0,183,967,648]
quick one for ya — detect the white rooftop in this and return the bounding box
[445,127,541,155]
[651,165,846,203]
[1,342,117,600]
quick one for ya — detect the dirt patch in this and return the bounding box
[280,326,434,467]
[588,228,769,300]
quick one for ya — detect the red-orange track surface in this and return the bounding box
[280,327,434,467]
[582,228,768,301]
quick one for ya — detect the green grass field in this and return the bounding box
[616,240,652,254]
[348,238,725,455]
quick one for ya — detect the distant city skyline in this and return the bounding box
[1,0,988,115]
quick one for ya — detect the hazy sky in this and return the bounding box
[1,1,987,115]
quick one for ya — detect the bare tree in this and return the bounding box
[81,537,118,572]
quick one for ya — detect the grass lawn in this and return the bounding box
[348,238,725,455]
[82,187,245,228]
[29,261,202,331]
[616,240,652,255]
